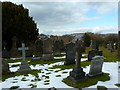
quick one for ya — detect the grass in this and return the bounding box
[84,46,119,62]
[11,64,20,67]
[7,57,32,63]
[29,58,65,66]
[46,72,51,75]
[115,84,120,87]
[56,75,61,77]
[49,61,90,70]
[62,73,110,88]
[97,86,107,89]
[28,84,37,88]
[54,54,66,57]
[62,71,68,74]
[44,80,50,82]
[2,69,41,81]
[10,86,19,89]
[44,83,49,85]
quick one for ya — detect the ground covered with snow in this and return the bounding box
[0,54,119,89]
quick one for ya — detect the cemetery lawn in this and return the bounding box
[49,61,90,70]
[29,58,65,66]
[62,73,110,88]
[2,69,41,81]
[84,47,119,62]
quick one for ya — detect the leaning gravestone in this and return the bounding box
[10,36,19,57]
[64,42,75,65]
[2,42,10,59]
[53,40,62,55]
[18,43,31,73]
[2,59,10,75]
[87,56,104,77]
[42,38,53,60]
[68,40,86,84]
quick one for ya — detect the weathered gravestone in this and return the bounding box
[2,59,10,75]
[53,40,62,55]
[35,39,43,56]
[64,42,75,65]
[2,42,10,59]
[68,40,86,84]
[41,38,53,60]
[88,50,103,61]
[10,36,19,57]
[87,56,104,77]
[18,43,31,73]
[108,42,114,53]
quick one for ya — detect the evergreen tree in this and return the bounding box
[82,33,91,47]
[2,2,39,50]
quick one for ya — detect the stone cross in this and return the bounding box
[18,43,28,61]
[75,39,82,68]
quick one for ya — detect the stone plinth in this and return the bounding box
[18,61,31,73]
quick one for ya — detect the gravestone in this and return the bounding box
[87,56,104,77]
[64,42,75,65]
[10,36,19,57]
[68,40,86,84]
[18,43,31,73]
[53,40,61,55]
[35,39,43,55]
[41,38,53,60]
[2,42,10,59]
[108,42,114,53]
[2,59,10,75]
[88,50,103,61]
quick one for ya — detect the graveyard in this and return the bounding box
[1,1,120,90]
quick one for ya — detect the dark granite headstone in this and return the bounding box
[88,50,95,61]
[2,49,10,59]
[64,42,75,65]
[88,50,103,61]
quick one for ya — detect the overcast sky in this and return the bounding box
[2,0,118,35]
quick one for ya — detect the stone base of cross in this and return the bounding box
[18,60,31,73]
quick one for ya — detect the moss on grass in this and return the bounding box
[62,73,110,88]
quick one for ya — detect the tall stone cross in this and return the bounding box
[18,43,28,61]
[75,39,82,68]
